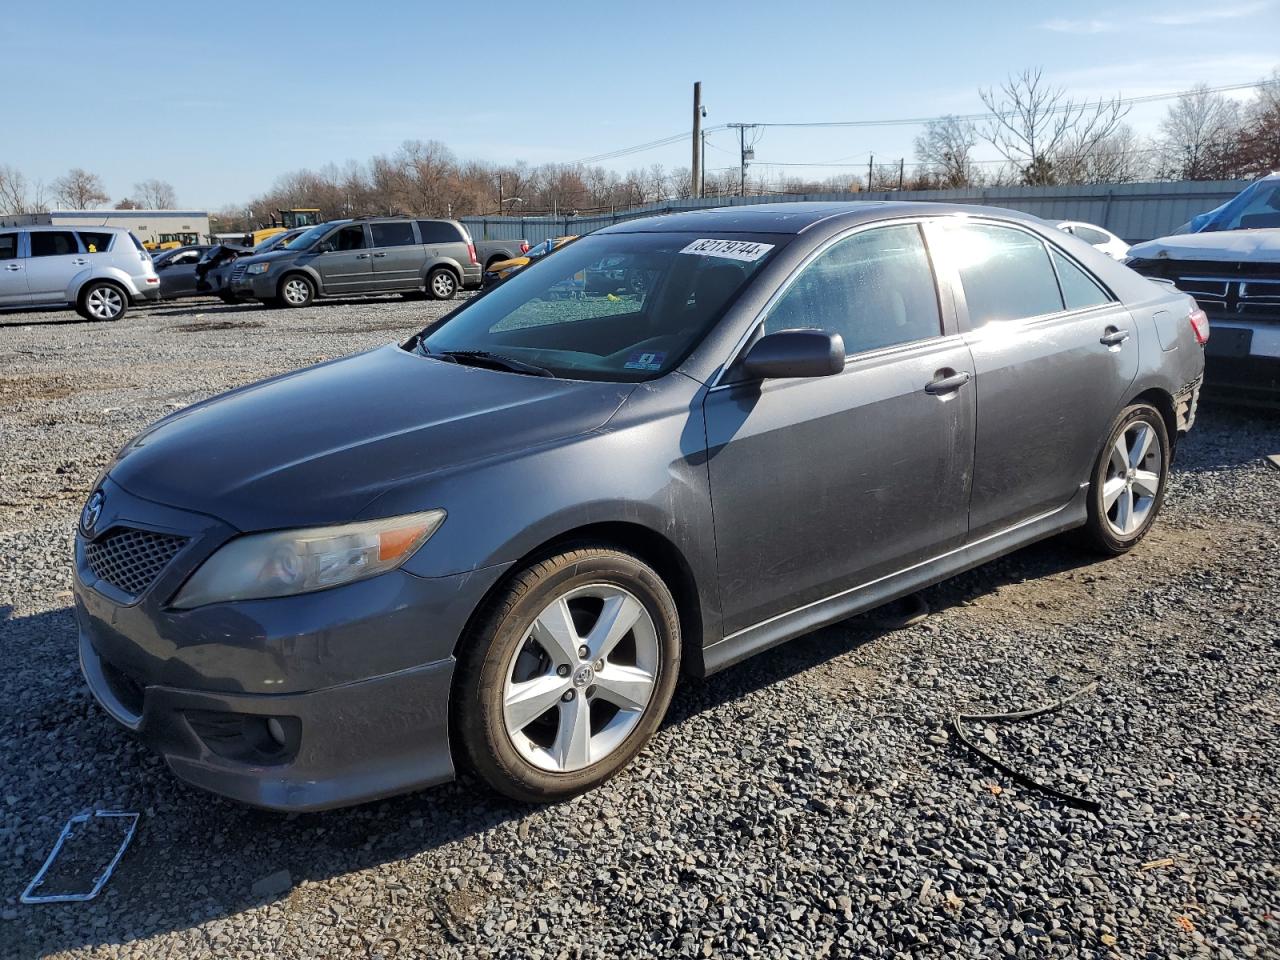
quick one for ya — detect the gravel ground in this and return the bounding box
[1,295,1277,959]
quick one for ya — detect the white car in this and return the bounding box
[0,224,160,321]
[1056,221,1130,261]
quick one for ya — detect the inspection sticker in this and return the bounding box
[624,351,666,371]
[679,238,774,262]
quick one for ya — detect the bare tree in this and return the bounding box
[979,68,1129,185]
[1053,123,1149,184]
[133,178,178,208]
[0,165,32,214]
[1231,68,1280,178]
[52,168,109,209]
[914,116,979,187]
[1154,85,1243,180]
[114,197,141,210]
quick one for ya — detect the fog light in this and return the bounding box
[266,717,287,746]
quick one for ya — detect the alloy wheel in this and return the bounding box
[85,286,124,320]
[502,584,659,773]
[1102,420,1162,536]
[282,278,310,305]
[431,272,455,298]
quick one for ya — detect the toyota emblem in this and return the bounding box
[81,490,104,534]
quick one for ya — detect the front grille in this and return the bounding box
[85,527,188,599]
[230,263,248,282]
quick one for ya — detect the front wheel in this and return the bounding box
[78,282,128,322]
[426,267,457,300]
[278,274,315,308]
[455,547,681,803]
[1079,403,1170,555]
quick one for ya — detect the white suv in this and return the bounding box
[0,225,160,321]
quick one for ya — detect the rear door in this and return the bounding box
[370,221,423,291]
[0,231,27,303]
[23,230,85,302]
[931,218,1138,538]
[314,223,372,293]
[157,248,203,297]
[704,221,976,635]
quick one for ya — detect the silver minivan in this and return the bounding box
[0,225,160,321]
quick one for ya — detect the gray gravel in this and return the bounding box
[1,296,1278,959]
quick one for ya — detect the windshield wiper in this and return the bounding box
[433,349,554,378]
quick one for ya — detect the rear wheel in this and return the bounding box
[455,547,681,803]
[78,282,128,322]
[279,274,314,308]
[1079,403,1170,555]
[427,267,457,300]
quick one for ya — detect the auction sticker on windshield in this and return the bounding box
[679,238,775,262]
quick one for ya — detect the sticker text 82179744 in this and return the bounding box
[679,239,775,263]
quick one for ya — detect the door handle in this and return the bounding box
[1099,328,1130,346]
[71,258,89,266]
[925,370,972,395]
[355,253,370,259]
[372,252,387,258]
[3,264,20,271]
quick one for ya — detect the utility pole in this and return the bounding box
[898,158,905,191]
[692,82,702,199]
[867,155,874,193]
[701,130,707,199]
[496,173,503,215]
[728,123,755,197]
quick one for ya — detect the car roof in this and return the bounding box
[22,223,130,232]
[597,200,1046,235]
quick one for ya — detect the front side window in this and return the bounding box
[421,231,786,381]
[77,231,114,254]
[30,231,80,257]
[0,233,17,260]
[418,220,464,244]
[371,222,416,247]
[330,224,367,251]
[764,223,942,355]
[941,221,1063,325]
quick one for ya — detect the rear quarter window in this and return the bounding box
[77,231,115,254]
[418,220,465,244]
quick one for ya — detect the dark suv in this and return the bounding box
[227,217,482,306]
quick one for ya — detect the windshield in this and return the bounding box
[420,231,786,381]
[1190,178,1280,233]
[286,223,337,251]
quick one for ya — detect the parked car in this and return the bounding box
[1056,221,1129,260]
[194,243,253,303]
[74,201,1205,811]
[152,245,213,299]
[483,236,576,287]
[1125,173,1280,404]
[226,217,483,306]
[252,227,308,255]
[0,224,159,321]
[473,236,530,272]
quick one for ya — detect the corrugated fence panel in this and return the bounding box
[461,180,1249,245]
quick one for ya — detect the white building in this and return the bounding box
[0,209,211,246]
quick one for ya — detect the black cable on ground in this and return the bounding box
[950,680,1102,814]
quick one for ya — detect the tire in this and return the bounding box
[278,274,315,308]
[77,281,128,322]
[427,267,458,301]
[1079,403,1170,555]
[455,546,681,803]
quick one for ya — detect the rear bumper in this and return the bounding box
[80,631,456,811]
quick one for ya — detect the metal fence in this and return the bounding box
[462,179,1250,246]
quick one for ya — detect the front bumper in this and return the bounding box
[1202,322,1280,404]
[229,272,275,300]
[72,477,510,810]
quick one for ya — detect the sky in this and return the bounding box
[3,0,1278,211]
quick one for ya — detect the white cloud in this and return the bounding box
[1041,1,1272,33]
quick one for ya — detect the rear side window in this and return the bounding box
[764,223,942,355]
[0,233,17,260]
[77,231,114,254]
[1051,249,1111,310]
[942,222,1063,325]
[30,231,80,257]
[371,222,416,247]
[418,220,464,244]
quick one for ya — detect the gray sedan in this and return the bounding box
[74,202,1205,810]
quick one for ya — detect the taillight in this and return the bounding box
[466,242,478,265]
[520,241,530,254]
[1188,306,1210,346]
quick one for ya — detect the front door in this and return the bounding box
[23,230,85,302]
[370,221,423,292]
[705,222,976,636]
[0,231,26,304]
[932,219,1139,538]
[314,223,372,293]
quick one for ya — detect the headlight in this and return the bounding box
[171,510,445,609]
[246,262,271,275]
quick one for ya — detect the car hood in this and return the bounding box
[110,344,634,530]
[1128,230,1280,263]
[237,249,300,266]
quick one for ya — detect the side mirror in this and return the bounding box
[740,329,845,380]
[315,240,334,254]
